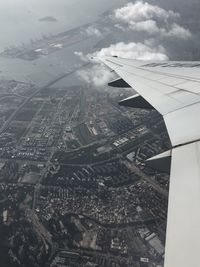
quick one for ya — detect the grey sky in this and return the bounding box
[0,0,126,49]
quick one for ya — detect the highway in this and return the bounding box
[0,63,90,135]
[124,161,168,198]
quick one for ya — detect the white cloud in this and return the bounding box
[75,41,168,87]
[77,64,115,87]
[115,1,179,23]
[74,51,89,62]
[90,41,168,61]
[164,23,191,39]
[114,1,191,39]
[85,26,102,37]
[130,19,160,34]
[75,2,193,88]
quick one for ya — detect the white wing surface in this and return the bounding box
[101,56,200,267]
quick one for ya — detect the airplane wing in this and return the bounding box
[101,56,200,267]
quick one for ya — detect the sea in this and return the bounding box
[0,0,126,86]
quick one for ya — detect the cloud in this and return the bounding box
[90,41,168,61]
[75,46,114,88]
[75,41,168,87]
[114,1,179,23]
[164,23,191,39]
[74,51,89,62]
[130,19,160,34]
[85,26,102,37]
[114,1,191,39]
[77,64,115,87]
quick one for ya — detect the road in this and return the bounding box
[124,161,168,198]
[0,93,27,99]
[0,63,90,135]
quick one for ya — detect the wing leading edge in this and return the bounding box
[101,56,200,267]
[101,57,200,147]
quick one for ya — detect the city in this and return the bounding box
[0,77,170,267]
[0,0,199,266]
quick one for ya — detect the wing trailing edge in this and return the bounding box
[100,56,200,267]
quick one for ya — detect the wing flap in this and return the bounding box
[165,142,200,267]
[101,56,200,146]
[118,94,154,109]
[101,57,200,116]
[164,102,200,146]
[100,56,200,267]
[115,67,184,114]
